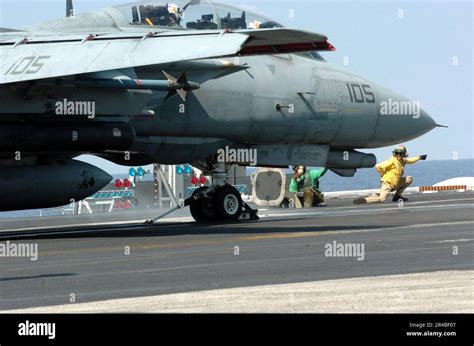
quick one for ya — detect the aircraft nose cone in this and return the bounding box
[401,105,437,140]
[370,83,438,146]
[417,107,437,134]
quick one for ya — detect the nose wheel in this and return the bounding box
[189,186,216,222]
[144,163,258,226]
[214,185,243,221]
[187,185,258,223]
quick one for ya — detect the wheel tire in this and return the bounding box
[189,187,216,222]
[280,197,291,208]
[213,185,243,221]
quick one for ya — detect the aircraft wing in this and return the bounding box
[0,28,333,84]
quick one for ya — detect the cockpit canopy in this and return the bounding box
[115,0,283,30]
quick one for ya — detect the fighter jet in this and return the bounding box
[0,0,438,222]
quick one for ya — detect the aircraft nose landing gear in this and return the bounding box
[214,185,243,220]
[186,184,258,223]
[188,186,215,222]
[145,163,259,225]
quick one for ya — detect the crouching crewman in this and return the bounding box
[290,165,327,207]
[354,146,427,204]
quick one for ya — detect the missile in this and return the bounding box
[161,70,198,102]
[47,71,200,102]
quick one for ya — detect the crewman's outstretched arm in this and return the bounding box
[310,167,328,180]
[404,157,422,164]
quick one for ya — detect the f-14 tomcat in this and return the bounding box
[0,0,438,222]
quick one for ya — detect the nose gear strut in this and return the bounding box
[145,162,258,225]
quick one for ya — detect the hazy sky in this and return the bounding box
[0,0,472,174]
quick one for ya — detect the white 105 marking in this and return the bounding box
[5,56,51,75]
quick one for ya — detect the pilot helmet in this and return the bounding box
[248,20,261,29]
[168,3,179,15]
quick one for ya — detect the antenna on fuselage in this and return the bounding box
[66,0,74,17]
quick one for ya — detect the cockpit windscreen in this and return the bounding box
[115,0,283,30]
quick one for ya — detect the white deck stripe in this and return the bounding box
[3,270,472,313]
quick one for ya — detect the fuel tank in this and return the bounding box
[0,159,112,211]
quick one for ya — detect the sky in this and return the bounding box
[0,0,472,174]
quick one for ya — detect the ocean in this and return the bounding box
[0,159,472,220]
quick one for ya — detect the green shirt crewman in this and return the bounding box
[289,165,328,207]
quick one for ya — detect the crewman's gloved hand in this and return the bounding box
[419,154,427,160]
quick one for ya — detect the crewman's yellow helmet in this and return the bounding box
[393,145,408,157]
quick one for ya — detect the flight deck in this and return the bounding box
[1,190,472,313]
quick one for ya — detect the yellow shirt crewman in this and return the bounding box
[354,145,427,204]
